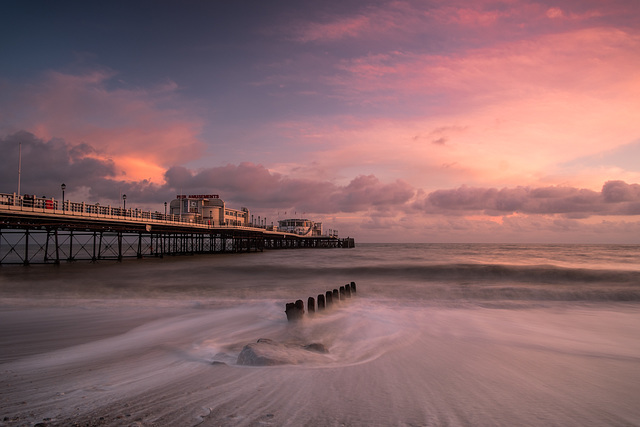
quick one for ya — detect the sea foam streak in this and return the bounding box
[1,243,640,426]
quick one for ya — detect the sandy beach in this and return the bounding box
[2,296,640,426]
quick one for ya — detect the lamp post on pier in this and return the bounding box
[164,201,167,216]
[61,183,66,212]
[123,194,127,211]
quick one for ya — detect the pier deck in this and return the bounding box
[0,193,354,265]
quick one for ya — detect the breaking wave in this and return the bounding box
[218,262,640,285]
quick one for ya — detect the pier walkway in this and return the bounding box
[0,193,354,265]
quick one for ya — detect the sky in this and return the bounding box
[1,0,639,243]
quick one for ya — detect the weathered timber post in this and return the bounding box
[285,299,305,322]
[317,294,325,311]
[308,296,315,314]
[326,291,333,307]
[344,283,351,298]
[350,281,357,293]
[285,302,295,321]
[333,288,339,301]
[339,286,345,299]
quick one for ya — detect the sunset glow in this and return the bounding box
[1,0,639,242]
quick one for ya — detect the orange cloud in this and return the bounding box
[15,70,205,183]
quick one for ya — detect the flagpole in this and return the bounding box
[17,141,21,197]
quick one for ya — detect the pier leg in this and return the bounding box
[98,231,103,261]
[333,288,339,301]
[23,229,30,266]
[44,229,51,263]
[117,231,123,262]
[317,294,325,311]
[54,229,60,264]
[92,231,97,262]
[326,291,333,307]
[68,230,74,262]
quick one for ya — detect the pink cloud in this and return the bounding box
[7,70,205,183]
[331,27,640,105]
[275,20,640,191]
[420,181,640,217]
[546,7,564,19]
[163,163,415,214]
[294,14,372,43]
[291,0,613,45]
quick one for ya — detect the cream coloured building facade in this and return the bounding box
[277,218,323,236]
[169,194,249,226]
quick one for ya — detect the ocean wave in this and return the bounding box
[213,263,640,302]
[351,263,640,284]
[225,262,640,285]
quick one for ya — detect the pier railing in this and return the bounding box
[0,192,177,220]
[0,193,355,265]
[0,192,301,233]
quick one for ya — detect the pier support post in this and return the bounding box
[98,231,103,261]
[23,229,30,266]
[117,231,123,262]
[317,294,325,311]
[68,230,74,262]
[325,291,333,307]
[333,288,339,301]
[92,231,97,262]
[137,232,143,258]
[44,229,51,263]
[54,228,60,264]
[307,297,315,314]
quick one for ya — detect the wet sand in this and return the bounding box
[1,298,639,426]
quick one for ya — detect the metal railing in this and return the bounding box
[0,193,339,237]
[0,192,254,230]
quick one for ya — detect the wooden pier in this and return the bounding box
[0,193,354,265]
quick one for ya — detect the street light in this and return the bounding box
[61,183,66,212]
[123,194,127,211]
[164,201,167,216]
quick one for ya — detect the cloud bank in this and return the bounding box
[1,70,204,183]
[3,132,640,242]
[423,181,640,217]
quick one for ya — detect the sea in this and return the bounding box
[1,243,640,426]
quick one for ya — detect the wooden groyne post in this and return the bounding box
[285,282,357,322]
[285,299,305,321]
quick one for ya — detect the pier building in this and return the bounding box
[169,194,249,227]
[278,219,323,237]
